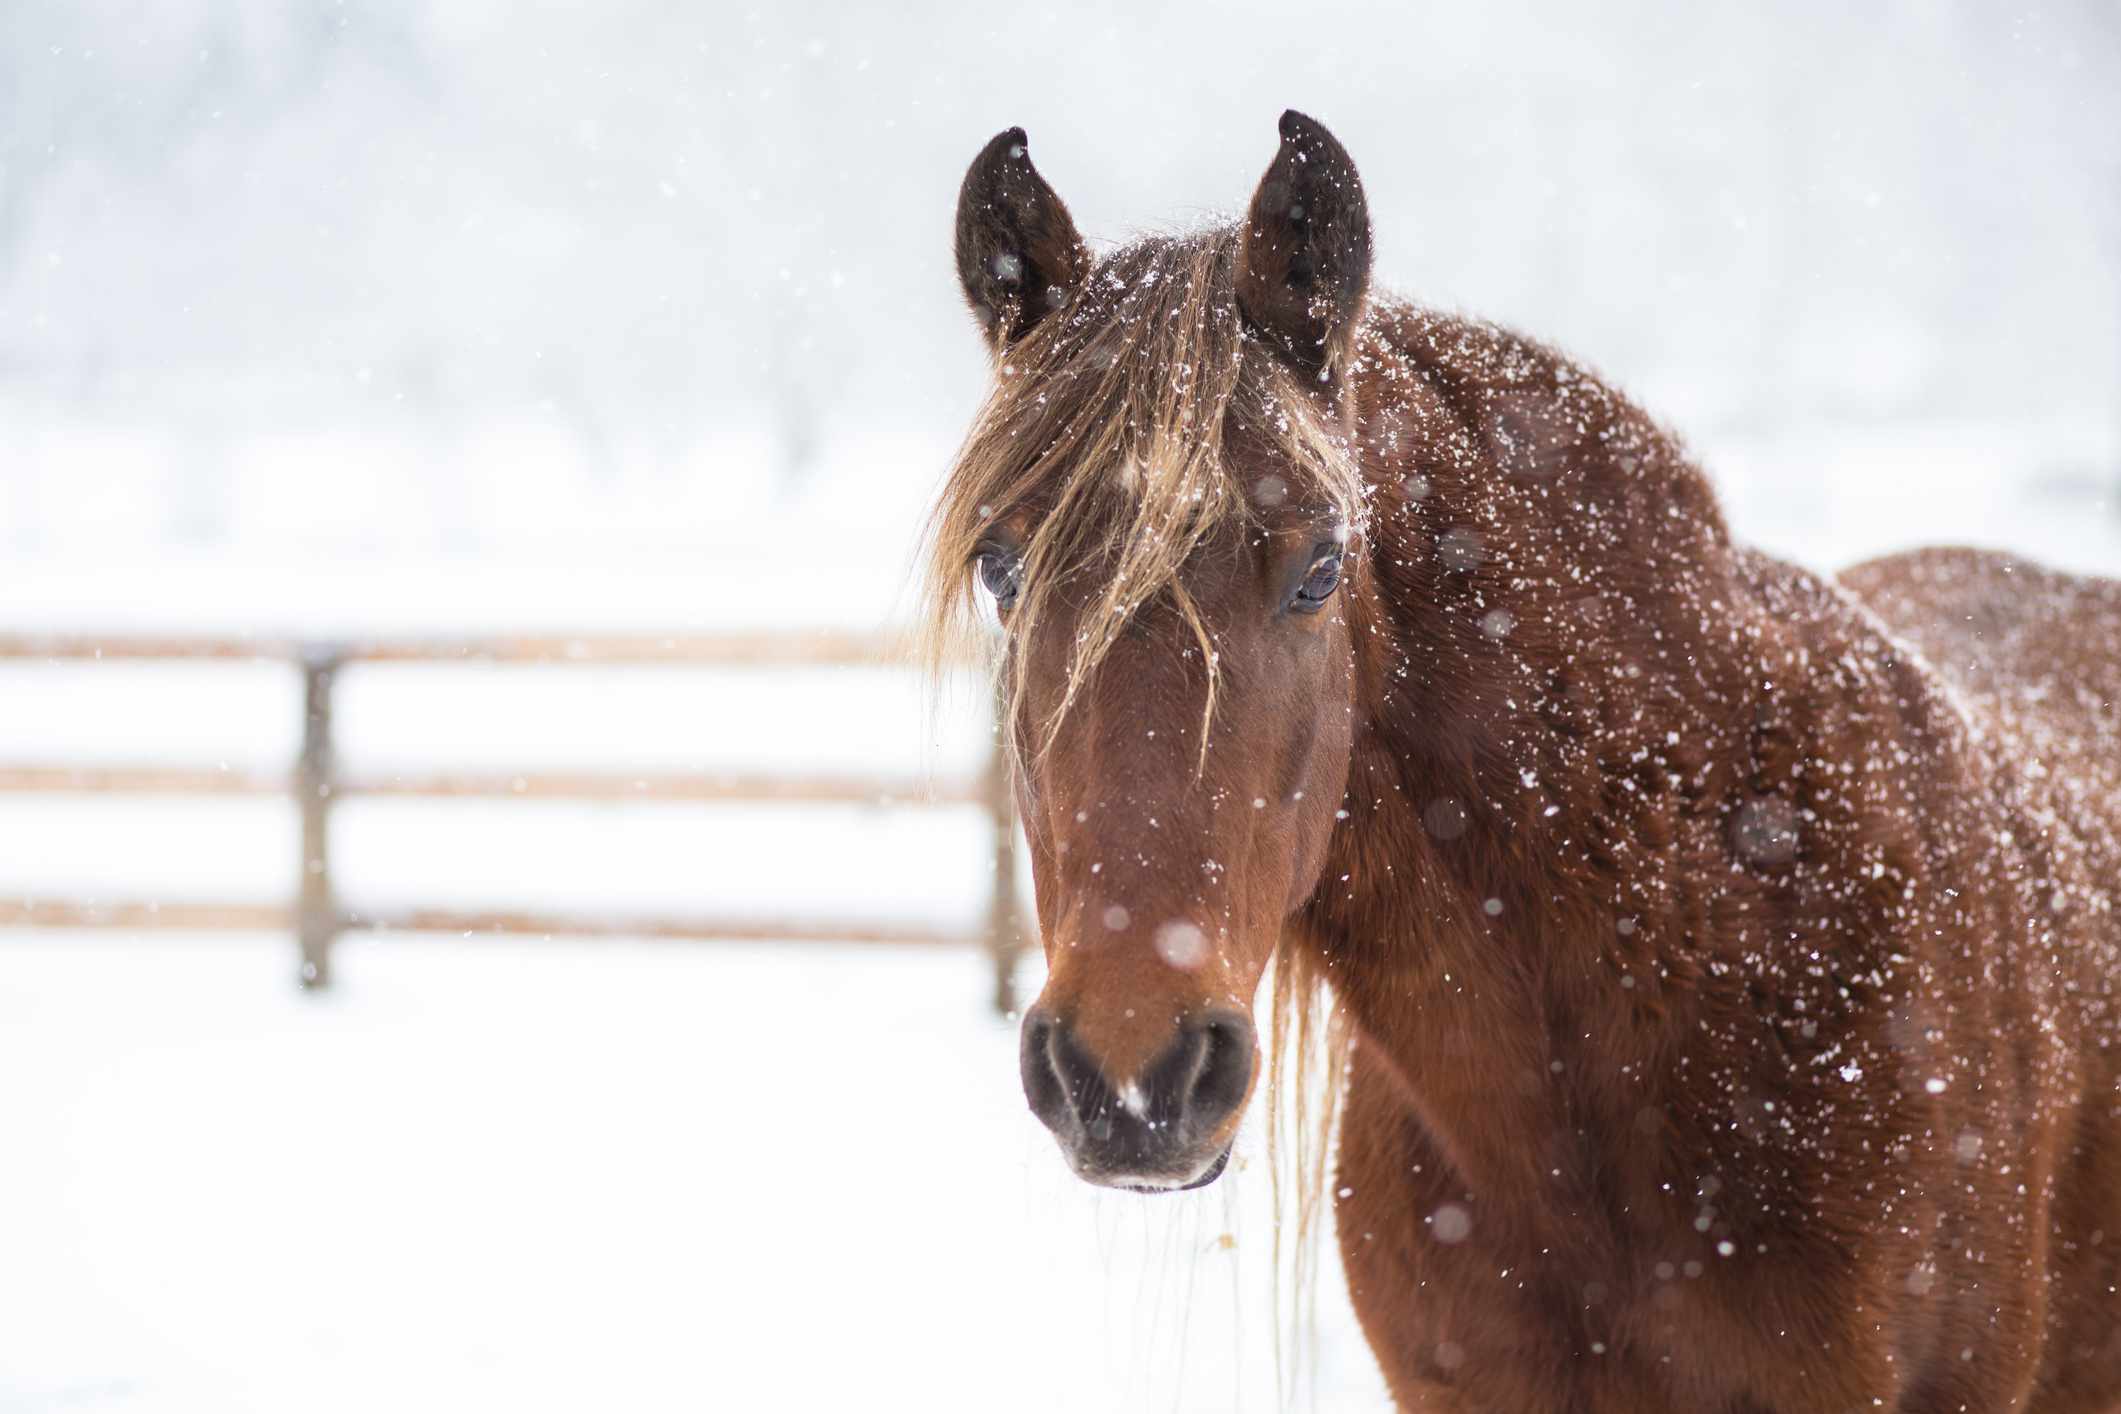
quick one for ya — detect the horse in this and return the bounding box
[925,110,2121,1411]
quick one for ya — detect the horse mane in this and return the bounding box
[920,227,1367,764]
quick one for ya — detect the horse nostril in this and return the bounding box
[1019,1010,1065,1124]
[1021,1008,1105,1132]
[1184,1010,1257,1131]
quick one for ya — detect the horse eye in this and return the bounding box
[1291,550,1343,611]
[977,548,1023,609]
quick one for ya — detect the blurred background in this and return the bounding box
[1,2,2116,1410]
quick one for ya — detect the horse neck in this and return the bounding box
[1301,305,1773,1209]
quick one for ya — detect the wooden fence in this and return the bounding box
[0,631,1028,1013]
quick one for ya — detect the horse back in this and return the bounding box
[1840,545,2121,822]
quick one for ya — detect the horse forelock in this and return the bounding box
[921,227,1369,763]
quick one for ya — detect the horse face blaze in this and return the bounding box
[1009,518,1358,1192]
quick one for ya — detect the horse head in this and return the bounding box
[930,113,1374,1191]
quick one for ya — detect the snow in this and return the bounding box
[3,4,2118,1400]
[0,936,1386,1413]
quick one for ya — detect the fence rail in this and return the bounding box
[0,631,1026,1012]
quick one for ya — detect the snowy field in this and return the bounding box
[5,3,2115,1406]
[4,438,2118,1413]
[0,937,1388,1412]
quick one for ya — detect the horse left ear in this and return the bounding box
[955,127,1091,352]
[1237,110,1372,373]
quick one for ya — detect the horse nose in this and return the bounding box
[1020,1006,1257,1179]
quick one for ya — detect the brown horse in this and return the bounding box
[926,111,2121,1411]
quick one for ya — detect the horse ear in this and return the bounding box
[1236,110,1372,372]
[955,128,1091,351]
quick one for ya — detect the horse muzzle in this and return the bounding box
[1019,1005,1255,1193]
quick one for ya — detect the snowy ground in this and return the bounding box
[2,429,2118,1412]
[0,936,1387,1413]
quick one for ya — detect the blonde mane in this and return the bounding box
[920,227,1366,766]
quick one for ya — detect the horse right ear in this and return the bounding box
[1237,110,1372,374]
[954,128,1090,352]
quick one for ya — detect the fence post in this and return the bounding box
[296,648,343,989]
[983,681,1026,1017]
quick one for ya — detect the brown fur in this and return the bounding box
[934,114,2121,1411]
